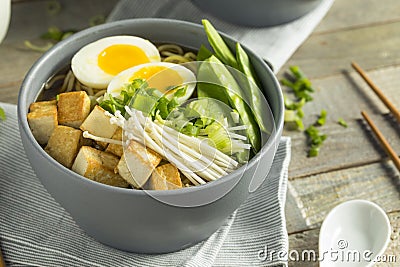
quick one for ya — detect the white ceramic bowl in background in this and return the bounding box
[319,200,391,267]
[0,0,11,43]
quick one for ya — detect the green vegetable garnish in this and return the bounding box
[0,107,6,121]
[316,109,327,126]
[284,110,304,131]
[202,19,238,69]
[46,0,61,16]
[236,43,269,133]
[41,27,75,42]
[89,15,106,27]
[197,56,261,152]
[281,66,314,102]
[338,118,348,128]
[26,27,76,52]
[197,45,213,61]
[99,79,147,115]
[305,125,327,157]
[24,41,53,52]
[284,97,305,131]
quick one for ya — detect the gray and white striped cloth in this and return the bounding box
[0,103,290,266]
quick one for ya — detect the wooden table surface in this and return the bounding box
[1,0,399,266]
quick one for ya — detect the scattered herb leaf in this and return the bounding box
[0,107,6,121]
[305,125,327,157]
[338,118,348,128]
[24,40,54,52]
[89,15,106,27]
[41,27,76,42]
[316,109,327,126]
[46,0,61,16]
[283,96,306,131]
[281,65,315,102]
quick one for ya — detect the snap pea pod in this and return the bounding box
[198,56,261,152]
[197,62,230,106]
[202,19,238,69]
[236,43,269,133]
[197,45,213,61]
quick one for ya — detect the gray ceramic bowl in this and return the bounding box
[191,0,322,27]
[18,19,284,253]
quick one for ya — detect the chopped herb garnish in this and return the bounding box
[46,0,61,16]
[316,109,327,126]
[99,79,147,115]
[305,125,327,157]
[338,118,348,128]
[24,41,53,52]
[284,97,306,131]
[89,15,106,27]
[41,27,76,42]
[25,27,76,52]
[281,65,315,102]
[0,107,6,121]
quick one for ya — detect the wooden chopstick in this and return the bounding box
[352,62,400,123]
[361,111,400,172]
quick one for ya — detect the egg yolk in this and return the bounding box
[129,66,183,93]
[98,44,150,75]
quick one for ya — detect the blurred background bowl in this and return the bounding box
[18,18,284,253]
[191,0,322,27]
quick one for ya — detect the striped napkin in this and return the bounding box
[107,0,334,72]
[0,103,290,267]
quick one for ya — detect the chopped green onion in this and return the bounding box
[338,118,348,128]
[46,0,61,16]
[281,66,315,102]
[316,109,327,126]
[41,27,76,42]
[0,107,6,121]
[284,97,305,131]
[89,15,106,27]
[305,125,327,157]
[24,40,53,52]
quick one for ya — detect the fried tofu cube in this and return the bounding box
[57,91,91,128]
[80,105,118,138]
[116,140,162,188]
[45,125,82,168]
[29,100,57,110]
[148,164,182,190]
[27,100,58,145]
[105,127,123,157]
[80,105,118,149]
[72,146,129,188]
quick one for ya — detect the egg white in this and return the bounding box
[71,35,161,89]
[107,62,196,103]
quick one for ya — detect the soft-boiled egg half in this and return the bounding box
[107,62,196,103]
[71,35,161,89]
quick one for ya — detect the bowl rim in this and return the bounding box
[18,18,284,197]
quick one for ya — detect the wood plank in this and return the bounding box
[288,211,400,266]
[281,65,400,178]
[287,162,400,233]
[315,0,400,34]
[0,84,19,105]
[280,21,400,79]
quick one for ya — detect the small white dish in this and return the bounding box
[0,0,11,43]
[319,200,391,267]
